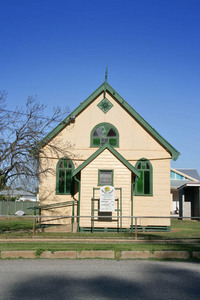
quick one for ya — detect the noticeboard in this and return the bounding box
[100,186,115,212]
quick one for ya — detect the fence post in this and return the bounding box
[33,216,36,238]
[135,217,137,240]
[71,202,74,233]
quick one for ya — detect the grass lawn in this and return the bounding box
[0,218,199,239]
[0,218,199,253]
[0,242,200,253]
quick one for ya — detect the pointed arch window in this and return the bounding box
[56,158,74,195]
[135,159,153,196]
[91,123,119,147]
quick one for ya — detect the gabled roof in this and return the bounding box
[176,169,200,181]
[73,143,140,177]
[170,168,199,188]
[38,81,180,161]
[171,168,199,182]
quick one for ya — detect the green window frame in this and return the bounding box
[98,170,114,186]
[91,123,119,147]
[56,158,74,195]
[135,159,153,196]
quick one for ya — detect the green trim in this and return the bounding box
[56,158,74,195]
[37,80,180,161]
[74,175,81,232]
[131,180,134,232]
[90,122,119,148]
[134,158,153,196]
[97,97,113,114]
[98,169,114,186]
[73,143,140,177]
[79,226,171,232]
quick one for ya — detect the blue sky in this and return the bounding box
[0,0,200,173]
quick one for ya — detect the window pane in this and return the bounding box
[100,170,112,185]
[176,173,183,180]
[65,170,72,193]
[137,171,143,194]
[59,161,64,168]
[170,171,175,179]
[93,138,100,146]
[144,171,150,194]
[94,128,104,137]
[93,129,98,137]
[100,126,106,134]
[64,159,68,168]
[107,128,116,137]
[101,138,108,145]
[58,170,65,193]
[109,138,117,146]
[137,163,141,169]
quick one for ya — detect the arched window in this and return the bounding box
[91,123,119,147]
[56,158,74,195]
[135,159,153,196]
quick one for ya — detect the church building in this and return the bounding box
[38,76,180,232]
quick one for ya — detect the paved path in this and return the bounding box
[0,260,200,299]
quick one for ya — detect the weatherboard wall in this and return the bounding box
[39,89,172,228]
[79,148,132,229]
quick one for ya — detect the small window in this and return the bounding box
[98,170,113,186]
[170,171,175,179]
[176,173,184,180]
[135,159,152,196]
[91,123,119,147]
[56,158,74,195]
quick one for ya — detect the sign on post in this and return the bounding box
[100,186,115,212]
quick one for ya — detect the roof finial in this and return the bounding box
[104,66,108,98]
[105,66,108,82]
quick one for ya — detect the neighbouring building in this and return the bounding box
[170,168,200,215]
[38,77,180,232]
[170,169,200,219]
[0,189,37,202]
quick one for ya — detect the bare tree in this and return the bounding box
[0,92,72,190]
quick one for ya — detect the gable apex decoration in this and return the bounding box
[38,80,180,161]
[97,97,113,114]
[73,143,140,177]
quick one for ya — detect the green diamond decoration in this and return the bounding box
[97,98,113,114]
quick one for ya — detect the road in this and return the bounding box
[0,260,200,299]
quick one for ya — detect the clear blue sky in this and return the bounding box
[1,0,200,173]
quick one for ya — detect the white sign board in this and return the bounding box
[100,186,115,212]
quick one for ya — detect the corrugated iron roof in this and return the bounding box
[176,169,200,181]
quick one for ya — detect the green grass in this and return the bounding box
[138,219,200,239]
[0,217,36,232]
[0,218,199,254]
[0,242,200,253]
[0,218,199,239]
